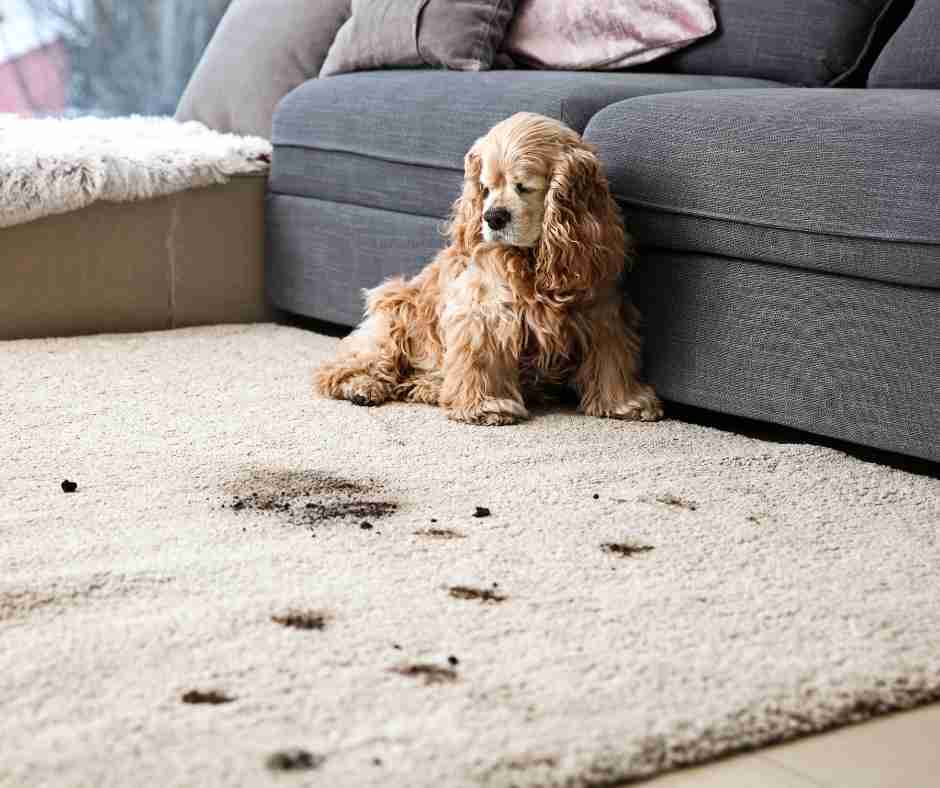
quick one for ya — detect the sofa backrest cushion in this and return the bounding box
[868,0,940,87]
[320,0,518,77]
[176,0,350,139]
[653,0,902,86]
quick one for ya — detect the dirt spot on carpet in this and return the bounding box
[265,749,325,772]
[0,574,171,622]
[272,609,330,631]
[61,479,78,493]
[479,754,560,784]
[391,663,458,685]
[414,528,466,540]
[222,468,397,529]
[602,542,655,558]
[181,689,234,705]
[302,501,397,521]
[498,754,559,771]
[473,506,491,518]
[449,585,506,603]
[0,591,60,621]
[650,493,698,511]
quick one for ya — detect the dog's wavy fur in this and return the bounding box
[314,112,662,425]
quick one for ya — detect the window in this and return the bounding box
[0,0,229,118]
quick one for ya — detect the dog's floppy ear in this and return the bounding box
[535,143,627,295]
[447,141,485,254]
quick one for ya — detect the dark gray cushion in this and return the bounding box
[631,251,940,463]
[176,0,349,138]
[653,0,900,86]
[869,0,940,87]
[270,70,784,217]
[586,89,940,289]
[320,0,518,77]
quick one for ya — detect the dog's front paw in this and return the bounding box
[584,386,663,422]
[446,397,528,426]
[341,374,391,407]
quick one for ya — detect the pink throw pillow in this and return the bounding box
[504,0,717,70]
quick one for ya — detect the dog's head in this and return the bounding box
[448,112,627,294]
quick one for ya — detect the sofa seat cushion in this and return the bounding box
[586,89,940,289]
[269,70,784,218]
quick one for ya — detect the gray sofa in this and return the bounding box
[262,1,939,463]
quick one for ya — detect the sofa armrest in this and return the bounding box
[176,0,349,139]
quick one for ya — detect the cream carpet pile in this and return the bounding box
[2,323,939,787]
[0,115,271,230]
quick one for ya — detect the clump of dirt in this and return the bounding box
[272,609,329,631]
[221,468,397,528]
[653,493,698,511]
[181,689,234,705]
[265,749,324,772]
[602,541,655,558]
[302,501,397,521]
[472,506,491,518]
[414,528,465,539]
[449,585,506,603]
[61,480,78,493]
[391,663,458,685]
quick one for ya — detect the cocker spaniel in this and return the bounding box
[314,112,663,426]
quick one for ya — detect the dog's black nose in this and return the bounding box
[484,207,511,231]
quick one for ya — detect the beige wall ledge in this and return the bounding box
[0,175,272,341]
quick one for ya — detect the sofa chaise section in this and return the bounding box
[585,89,940,461]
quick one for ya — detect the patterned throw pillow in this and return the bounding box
[503,0,717,70]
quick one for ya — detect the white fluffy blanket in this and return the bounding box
[0,115,271,229]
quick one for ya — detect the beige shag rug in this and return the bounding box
[0,115,271,229]
[2,323,939,788]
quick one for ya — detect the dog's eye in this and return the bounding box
[481,186,490,199]
[515,183,531,194]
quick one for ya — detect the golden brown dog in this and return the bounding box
[314,112,662,426]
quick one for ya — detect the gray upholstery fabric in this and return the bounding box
[869,0,940,87]
[270,71,784,217]
[586,89,940,289]
[264,192,940,461]
[321,0,518,77]
[623,208,940,290]
[631,251,940,462]
[176,0,349,138]
[266,195,445,325]
[653,0,900,86]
